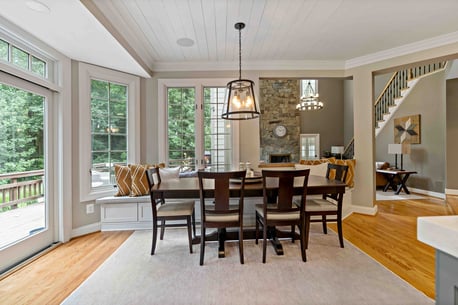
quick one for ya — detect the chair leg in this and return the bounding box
[255,212,259,244]
[262,220,267,263]
[337,215,344,248]
[239,225,244,264]
[305,215,311,250]
[291,225,295,243]
[322,215,327,234]
[151,219,158,255]
[200,226,206,266]
[300,219,307,262]
[191,208,196,238]
[160,219,166,240]
[187,216,193,254]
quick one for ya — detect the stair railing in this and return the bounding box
[374,61,447,129]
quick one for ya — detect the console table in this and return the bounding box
[376,169,417,195]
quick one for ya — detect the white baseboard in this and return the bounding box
[410,187,446,199]
[350,204,378,216]
[444,188,458,196]
[71,222,101,238]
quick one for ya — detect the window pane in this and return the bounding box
[203,87,232,169]
[0,39,8,61]
[31,56,46,77]
[11,46,29,70]
[90,80,128,188]
[0,83,46,248]
[167,87,196,169]
[91,80,109,100]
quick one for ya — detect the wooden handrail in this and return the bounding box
[0,170,44,211]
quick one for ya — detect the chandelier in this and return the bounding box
[222,22,260,120]
[296,81,324,111]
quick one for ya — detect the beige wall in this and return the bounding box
[71,42,458,230]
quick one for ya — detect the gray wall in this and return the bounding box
[343,79,354,146]
[299,78,345,156]
[446,78,458,189]
[376,71,446,193]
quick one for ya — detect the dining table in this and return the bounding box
[150,173,346,257]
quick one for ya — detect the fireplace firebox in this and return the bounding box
[269,153,291,163]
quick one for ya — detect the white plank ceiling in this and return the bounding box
[1,0,458,76]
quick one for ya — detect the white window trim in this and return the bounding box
[79,63,140,202]
[157,79,240,167]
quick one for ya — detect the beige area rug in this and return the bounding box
[376,190,427,201]
[62,225,433,305]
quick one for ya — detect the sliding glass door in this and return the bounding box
[0,73,54,273]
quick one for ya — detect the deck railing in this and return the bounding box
[0,170,44,210]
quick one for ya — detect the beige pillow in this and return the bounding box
[114,164,131,196]
[295,162,328,177]
[129,164,150,196]
[158,166,181,181]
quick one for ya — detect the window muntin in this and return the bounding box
[90,79,128,188]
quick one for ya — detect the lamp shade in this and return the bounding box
[222,79,260,120]
[388,143,411,154]
[331,146,345,154]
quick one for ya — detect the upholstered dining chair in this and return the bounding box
[197,170,246,266]
[145,167,196,255]
[304,163,348,248]
[255,169,310,263]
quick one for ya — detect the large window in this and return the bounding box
[79,63,140,201]
[159,80,238,170]
[90,80,128,188]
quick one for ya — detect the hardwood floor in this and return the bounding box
[329,194,455,300]
[0,230,133,305]
[0,194,455,304]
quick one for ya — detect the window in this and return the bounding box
[79,63,140,201]
[158,80,239,170]
[90,80,128,188]
[300,134,320,160]
[300,79,318,97]
[0,38,47,78]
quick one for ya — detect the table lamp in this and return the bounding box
[388,143,411,170]
[331,146,345,160]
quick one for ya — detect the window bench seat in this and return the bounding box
[96,195,154,231]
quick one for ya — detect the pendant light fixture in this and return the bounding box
[296,81,324,111]
[222,22,260,120]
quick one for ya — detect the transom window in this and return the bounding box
[0,38,47,78]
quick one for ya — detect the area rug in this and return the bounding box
[376,190,427,201]
[62,225,433,305]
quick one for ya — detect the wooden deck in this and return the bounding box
[0,203,45,249]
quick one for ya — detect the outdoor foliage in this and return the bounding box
[0,83,44,175]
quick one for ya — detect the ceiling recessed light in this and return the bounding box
[176,38,194,47]
[26,0,51,13]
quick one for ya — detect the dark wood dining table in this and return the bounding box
[150,174,346,257]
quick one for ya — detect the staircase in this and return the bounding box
[374,61,447,136]
[343,61,447,158]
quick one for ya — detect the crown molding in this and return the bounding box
[345,31,458,69]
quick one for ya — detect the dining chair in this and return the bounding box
[255,169,310,263]
[304,163,348,248]
[145,167,196,255]
[197,170,246,265]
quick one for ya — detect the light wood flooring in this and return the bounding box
[0,194,456,304]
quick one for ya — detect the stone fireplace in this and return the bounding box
[259,79,300,163]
